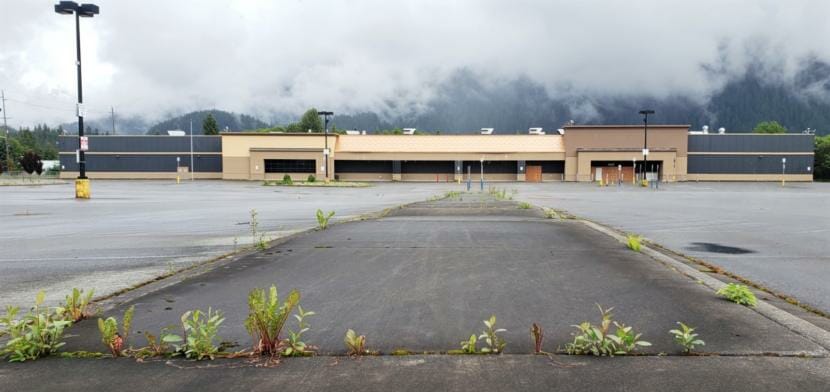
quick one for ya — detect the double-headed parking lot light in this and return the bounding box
[54,1,99,198]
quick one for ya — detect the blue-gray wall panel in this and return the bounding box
[688,155,813,174]
[59,136,221,153]
[688,134,814,153]
[59,154,222,172]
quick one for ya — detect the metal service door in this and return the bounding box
[526,166,542,182]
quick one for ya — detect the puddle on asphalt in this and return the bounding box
[685,242,755,254]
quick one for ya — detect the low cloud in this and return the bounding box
[2,0,830,128]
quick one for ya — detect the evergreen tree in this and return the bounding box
[202,113,219,135]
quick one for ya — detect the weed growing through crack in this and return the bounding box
[176,308,225,360]
[445,190,462,200]
[344,329,369,356]
[488,186,510,200]
[626,234,642,252]
[133,326,180,358]
[479,315,507,353]
[244,285,300,356]
[450,315,506,355]
[316,209,336,230]
[250,209,268,250]
[543,208,559,219]
[717,283,757,307]
[97,305,135,357]
[565,305,651,356]
[669,322,705,353]
[0,291,73,362]
[454,334,478,354]
[283,306,316,357]
[531,323,544,354]
[517,201,532,209]
[62,288,97,322]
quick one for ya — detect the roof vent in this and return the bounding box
[556,128,565,135]
[529,127,545,135]
[702,125,709,134]
[480,128,494,135]
[403,128,416,135]
[718,127,726,134]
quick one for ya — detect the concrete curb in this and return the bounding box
[579,219,830,353]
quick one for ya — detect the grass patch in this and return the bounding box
[717,283,757,307]
[626,234,642,252]
[517,202,532,209]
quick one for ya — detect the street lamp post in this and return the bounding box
[318,111,333,181]
[639,110,654,187]
[55,1,99,198]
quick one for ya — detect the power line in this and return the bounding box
[6,98,111,114]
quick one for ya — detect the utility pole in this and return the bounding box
[110,106,115,135]
[1,90,10,174]
[189,119,194,181]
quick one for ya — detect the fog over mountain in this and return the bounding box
[3,1,830,134]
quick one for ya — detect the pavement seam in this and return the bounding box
[578,219,830,354]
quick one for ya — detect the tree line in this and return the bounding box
[0,124,61,174]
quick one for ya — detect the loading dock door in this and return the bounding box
[526,166,542,182]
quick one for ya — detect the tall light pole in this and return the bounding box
[189,118,194,181]
[1,90,10,174]
[639,110,654,185]
[55,1,99,198]
[318,111,333,180]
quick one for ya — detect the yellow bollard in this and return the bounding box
[177,175,180,184]
[75,178,90,199]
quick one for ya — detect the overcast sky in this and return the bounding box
[1,0,829,128]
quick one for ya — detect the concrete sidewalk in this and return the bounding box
[2,355,828,392]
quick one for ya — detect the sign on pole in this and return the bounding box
[80,136,89,151]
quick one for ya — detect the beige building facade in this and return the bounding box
[59,126,815,182]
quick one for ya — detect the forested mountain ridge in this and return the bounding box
[57,62,830,136]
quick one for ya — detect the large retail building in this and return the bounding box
[59,125,815,182]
